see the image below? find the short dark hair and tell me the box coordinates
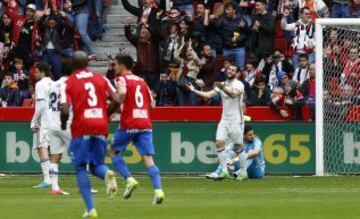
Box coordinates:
[115,54,134,70]
[299,53,309,60]
[300,7,310,14]
[202,42,212,49]
[254,77,265,85]
[35,62,51,77]
[224,2,237,10]
[244,125,253,135]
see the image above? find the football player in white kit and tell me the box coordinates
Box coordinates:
[187,65,248,180]
[48,64,72,195]
[31,62,53,188]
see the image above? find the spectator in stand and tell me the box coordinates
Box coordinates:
[249,0,275,61]
[197,43,217,91]
[281,7,315,69]
[124,17,161,90]
[154,72,177,106]
[269,86,289,118]
[351,0,360,17]
[121,0,163,29]
[193,3,210,52]
[159,6,182,37]
[217,55,234,82]
[212,2,249,70]
[172,0,194,18]
[332,0,351,18]
[277,70,290,89]
[284,79,304,120]
[0,74,21,106]
[342,47,360,84]
[293,54,310,86]
[0,12,14,72]
[238,0,256,26]
[300,63,315,120]
[323,28,347,77]
[59,9,75,58]
[262,49,294,90]
[39,12,63,80]
[250,77,270,106]
[67,0,96,60]
[1,0,20,15]
[174,40,202,106]
[178,16,192,40]
[242,59,258,87]
[286,0,329,19]
[162,22,182,70]
[88,0,104,41]
[5,4,39,70]
[11,57,29,102]
[236,67,253,105]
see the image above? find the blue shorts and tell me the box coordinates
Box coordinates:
[69,135,107,167]
[247,166,265,179]
[111,129,155,156]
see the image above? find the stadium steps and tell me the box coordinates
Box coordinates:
[89,0,138,74]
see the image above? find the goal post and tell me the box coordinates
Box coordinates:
[315,18,360,176]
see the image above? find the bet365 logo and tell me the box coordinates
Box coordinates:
[343,132,360,164]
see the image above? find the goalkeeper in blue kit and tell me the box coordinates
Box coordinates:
[206,125,265,180]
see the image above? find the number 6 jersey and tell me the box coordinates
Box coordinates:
[60,68,116,138]
[116,74,153,130]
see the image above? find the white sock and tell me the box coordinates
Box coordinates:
[50,163,59,191]
[238,150,247,172]
[217,148,228,170]
[41,159,51,184]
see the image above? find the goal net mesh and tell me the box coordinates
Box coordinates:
[322,25,360,175]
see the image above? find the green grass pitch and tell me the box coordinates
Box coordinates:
[0,175,360,219]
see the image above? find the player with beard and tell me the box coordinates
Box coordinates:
[187,65,248,180]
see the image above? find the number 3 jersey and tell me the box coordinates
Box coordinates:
[61,69,116,138]
[116,74,152,130]
[48,77,72,131]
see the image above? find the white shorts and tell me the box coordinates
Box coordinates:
[216,121,244,145]
[48,129,71,155]
[33,128,50,149]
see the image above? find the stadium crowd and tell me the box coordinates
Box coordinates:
[0,0,359,120]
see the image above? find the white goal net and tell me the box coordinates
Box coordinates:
[316,19,360,176]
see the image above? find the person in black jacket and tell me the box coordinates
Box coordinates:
[40,13,63,80]
[0,74,22,107]
[155,72,177,106]
[212,2,249,70]
[121,0,165,29]
[262,49,294,89]
[249,0,275,61]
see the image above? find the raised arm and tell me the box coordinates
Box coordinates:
[121,0,140,16]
